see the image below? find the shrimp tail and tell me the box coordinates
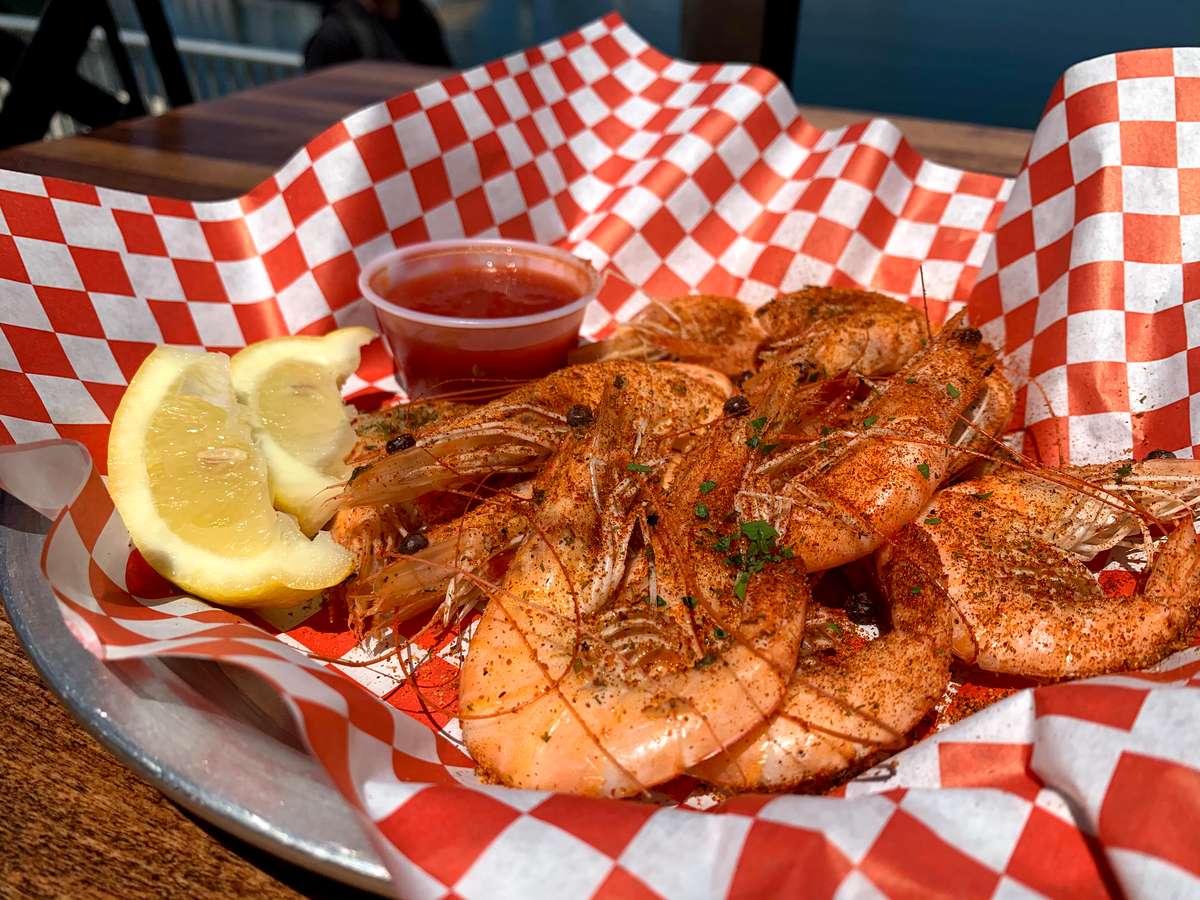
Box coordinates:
[1144,517,1200,633]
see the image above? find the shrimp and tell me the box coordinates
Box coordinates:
[330,502,415,582]
[346,484,533,636]
[945,369,1015,480]
[740,313,1002,572]
[690,562,952,791]
[340,362,733,631]
[751,286,930,381]
[569,295,765,377]
[345,398,474,466]
[341,360,731,508]
[880,459,1200,678]
[459,378,808,797]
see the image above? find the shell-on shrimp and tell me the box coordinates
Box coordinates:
[459,380,808,798]
[945,370,1015,480]
[570,295,765,377]
[741,313,1002,572]
[341,360,731,509]
[881,459,1200,679]
[752,286,930,380]
[346,399,474,466]
[339,362,733,633]
[691,562,952,791]
[345,484,533,636]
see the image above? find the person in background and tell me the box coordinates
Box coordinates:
[304,0,452,70]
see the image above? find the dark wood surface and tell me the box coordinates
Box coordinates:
[0,60,1034,203]
[0,60,1034,898]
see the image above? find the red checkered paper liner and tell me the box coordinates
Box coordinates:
[1,13,1199,894]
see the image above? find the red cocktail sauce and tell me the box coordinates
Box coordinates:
[369,261,590,397]
[383,266,580,319]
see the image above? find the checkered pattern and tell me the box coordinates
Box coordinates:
[971,47,1200,464]
[1,16,1199,898]
[0,14,1008,469]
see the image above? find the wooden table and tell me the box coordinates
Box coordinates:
[0,60,1033,898]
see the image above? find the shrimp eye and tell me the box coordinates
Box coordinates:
[1146,448,1177,460]
[566,404,594,427]
[400,532,430,554]
[386,433,417,454]
[723,395,751,416]
[956,327,984,345]
[792,360,817,383]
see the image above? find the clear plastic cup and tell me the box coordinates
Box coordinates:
[359,239,600,398]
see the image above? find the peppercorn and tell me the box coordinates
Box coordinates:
[723,395,750,416]
[565,404,594,427]
[386,433,416,454]
[399,532,429,554]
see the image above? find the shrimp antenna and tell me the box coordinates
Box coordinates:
[918,265,933,342]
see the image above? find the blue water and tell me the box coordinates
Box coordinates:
[430,0,1199,129]
[792,0,1200,128]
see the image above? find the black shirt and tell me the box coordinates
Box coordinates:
[304,0,453,71]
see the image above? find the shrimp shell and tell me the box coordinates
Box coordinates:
[883,460,1200,678]
[752,286,930,379]
[569,294,765,377]
[460,382,807,797]
[750,313,1001,572]
[341,360,731,508]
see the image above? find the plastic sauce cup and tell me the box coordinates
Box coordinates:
[359,239,600,398]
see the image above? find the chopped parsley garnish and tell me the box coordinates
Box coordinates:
[910,585,923,595]
[924,516,942,525]
[699,479,717,494]
[626,462,653,474]
[727,520,788,601]
[682,595,697,609]
[863,415,879,428]
[972,491,993,500]
[826,621,843,634]
[694,502,710,519]
[714,626,728,639]
[656,597,667,607]
[1115,462,1133,482]
[905,377,918,385]
[733,570,750,600]
[946,384,961,399]
[916,462,931,479]
[750,416,768,431]
[740,520,779,544]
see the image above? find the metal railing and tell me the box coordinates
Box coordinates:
[0,11,305,138]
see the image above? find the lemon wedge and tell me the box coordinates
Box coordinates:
[107,347,353,607]
[230,327,374,535]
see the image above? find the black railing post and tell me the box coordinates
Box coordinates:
[760,0,803,88]
[131,0,194,107]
